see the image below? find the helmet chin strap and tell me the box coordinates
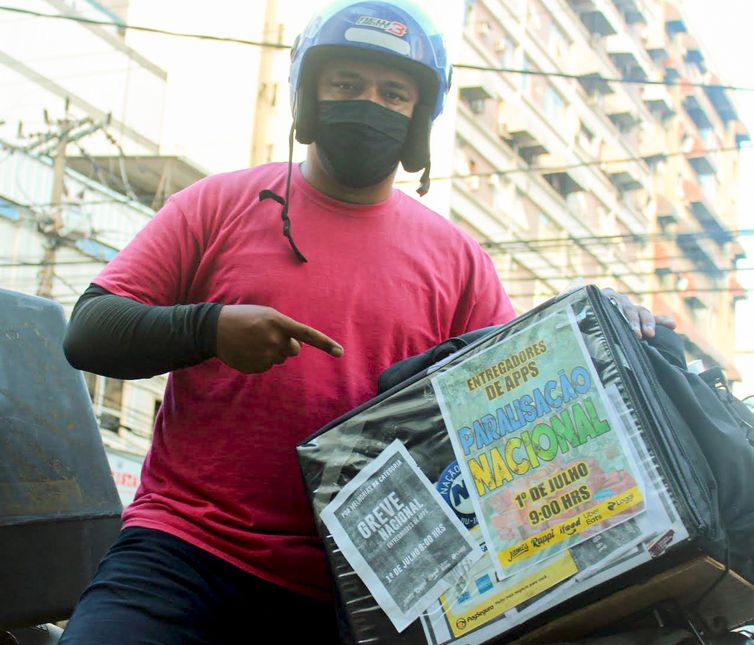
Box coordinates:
[417,164,431,197]
[259,122,308,263]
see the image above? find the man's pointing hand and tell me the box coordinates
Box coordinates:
[216,304,343,373]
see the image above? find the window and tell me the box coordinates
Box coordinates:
[496,34,516,69]
[538,211,562,238]
[544,84,566,122]
[103,378,123,414]
[520,57,533,94]
[547,22,570,62]
[467,158,481,191]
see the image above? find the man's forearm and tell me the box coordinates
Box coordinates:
[63,283,223,379]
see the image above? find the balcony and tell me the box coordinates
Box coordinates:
[605,162,644,191]
[683,180,730,246]
[731,240,747,262]
[642,84,675,121]
[610,110,642,132]
[735,122,751,148]
[612,0,647,24]
[460,83,495,115]
[664,4,688,36]
[608,51,648,81]
[683,35,705,72]
[683,95,713,130]
[568,0,618,36]
[542,170,585,197]
[498,105,550,164]
[604,91,641,132]
[730,276,748,303]
[686,133,716,175]
[676,233,722,276]
[645,33,669,64]
[663,56,682,82]
[704,74,738,124]
[577,72,614,97]
[655,195,679,227]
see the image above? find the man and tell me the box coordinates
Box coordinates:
[60,1,672,642]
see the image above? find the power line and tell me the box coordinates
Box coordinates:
[0,6,290,49]
[454,63,754,93]
[1,5,752,93]
[13,141,747,213]
[0,258,105,267]
[407,143,754,186]
[499,265,754,282]
[509,286,753,298]
[481,229,754,251]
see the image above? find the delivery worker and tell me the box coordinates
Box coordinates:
[60,1,672,642]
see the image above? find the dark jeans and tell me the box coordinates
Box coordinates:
[60,527,341,644]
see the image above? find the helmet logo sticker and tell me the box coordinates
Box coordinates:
[356,16,408,37]
[344,27,411,55]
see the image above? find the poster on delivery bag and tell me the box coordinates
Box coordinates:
[320,440,483,633]
[431,305,646,581]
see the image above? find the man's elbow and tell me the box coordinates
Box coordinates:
[63,323,91,372]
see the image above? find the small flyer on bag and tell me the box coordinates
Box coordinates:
[320,440,483,633]
[432,305,646,581]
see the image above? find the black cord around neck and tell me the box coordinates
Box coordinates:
[259,122,308,263]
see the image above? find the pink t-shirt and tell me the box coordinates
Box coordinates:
[94,162,516,600]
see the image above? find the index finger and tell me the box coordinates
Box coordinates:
[279,316,344,357]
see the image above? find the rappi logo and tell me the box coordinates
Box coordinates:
[356,16,408,37]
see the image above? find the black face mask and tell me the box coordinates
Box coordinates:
[315,100,410,188]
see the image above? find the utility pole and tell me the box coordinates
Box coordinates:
[250,0,281,166]
[37,122,71,298]
[22,101,111,299]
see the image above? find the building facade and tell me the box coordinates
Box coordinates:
[450,0,748,375]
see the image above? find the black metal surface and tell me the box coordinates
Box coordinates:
[0,289,122,628]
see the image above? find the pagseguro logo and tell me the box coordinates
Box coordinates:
[356,15,408,37]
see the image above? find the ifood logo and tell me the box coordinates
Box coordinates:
[356,16,408,37]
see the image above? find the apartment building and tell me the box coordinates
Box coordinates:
[450,0,748,375]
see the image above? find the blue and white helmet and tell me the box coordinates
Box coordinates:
[289,0,452,174]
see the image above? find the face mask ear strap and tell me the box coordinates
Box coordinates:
[401,104,433,196]
[294,75,318,145]
[417,163,431,197]
[401,104,432,173]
